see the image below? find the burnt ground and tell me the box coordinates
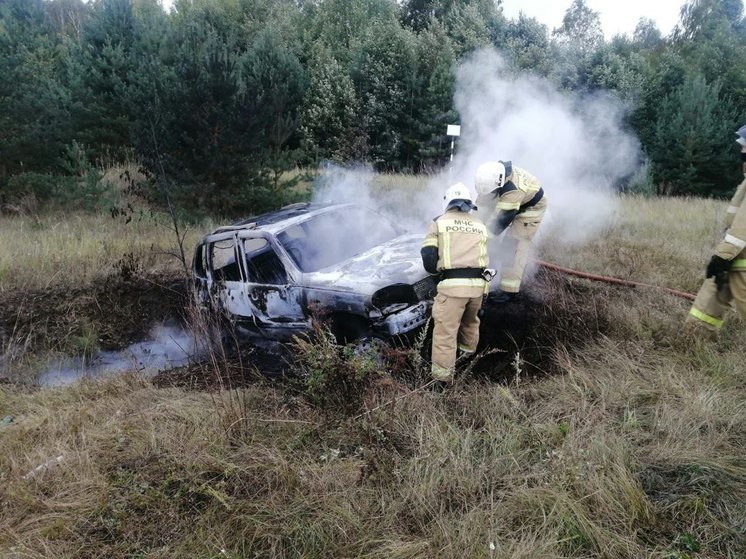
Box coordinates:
[472,267,613,379]
[0,268,619,387]
[0,271,189,357]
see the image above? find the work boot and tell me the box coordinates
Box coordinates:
[430,364,454,393]
[455,347,475,365]
[488,290,518,304]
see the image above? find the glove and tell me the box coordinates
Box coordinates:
[705,255,731,279]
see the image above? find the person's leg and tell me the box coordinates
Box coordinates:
[686,277,733,334]
[457,295,483,356]
[431,293,468,381]
[498,207,545,293]
[729,271,746,321]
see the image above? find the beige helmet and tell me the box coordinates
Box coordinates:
[474,161,506,196]
[443,182,475,211]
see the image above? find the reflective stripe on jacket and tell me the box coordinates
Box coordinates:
[422,210,489,290]
[495,166,542,211]
[717,194,746,261]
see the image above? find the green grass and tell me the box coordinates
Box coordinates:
[1,192,745,558]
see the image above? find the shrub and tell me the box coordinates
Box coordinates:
[293,322,383,415]
[4,172,61,204]
[3,170,120,212]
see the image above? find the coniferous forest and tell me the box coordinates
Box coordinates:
[1,0,745,216]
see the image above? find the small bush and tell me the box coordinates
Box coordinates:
[293,322,383,415]
[4,172,61,203]
[3,170,120,212]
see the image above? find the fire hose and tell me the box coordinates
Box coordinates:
[537,260,697,302]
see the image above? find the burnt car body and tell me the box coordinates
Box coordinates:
[192,202,436,341]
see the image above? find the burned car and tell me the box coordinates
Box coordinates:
[192,202,436,342]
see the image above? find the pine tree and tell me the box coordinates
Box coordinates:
[649,75,738,195]
[299,48,361,163]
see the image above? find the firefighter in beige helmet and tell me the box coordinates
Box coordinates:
[474,161,547,303]
[686,125,746,334]
[421,183,493,385]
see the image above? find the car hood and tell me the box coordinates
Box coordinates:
[303,234,428,294]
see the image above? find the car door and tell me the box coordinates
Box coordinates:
[208,234,255,319]
[192,242,210,307]
[239,234,308,328]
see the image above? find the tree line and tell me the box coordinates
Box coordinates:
[1,0,744,216]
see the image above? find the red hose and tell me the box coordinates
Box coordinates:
[537,260,696,302]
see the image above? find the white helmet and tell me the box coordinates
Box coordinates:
[443,182,473,209]
[474,161,506,195]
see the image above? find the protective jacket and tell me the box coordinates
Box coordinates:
[688,165,746,331]
[489,161,545,235]
[723,162,746,234]
[715,163,746,258]
[715,170,746,270]
[421,209,489,296]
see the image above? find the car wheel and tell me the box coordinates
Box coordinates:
[353,335,388,354]
[351,335,390,365]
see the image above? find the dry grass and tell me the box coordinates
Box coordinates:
[1,337,743,558]
[0,212,213,293]
[0,170,427,293]
[1,193,745,558]
[540,195,726,293]
[369,173,430,192]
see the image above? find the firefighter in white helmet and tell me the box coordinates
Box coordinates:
[474,160,547,303]
[686,125,746,334]
[421,182,493,386]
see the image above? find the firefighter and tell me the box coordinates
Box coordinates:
[474,161,547,303]
[686,125,746,334]
[421,182,492,385]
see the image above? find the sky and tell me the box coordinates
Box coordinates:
[500,0,689,38]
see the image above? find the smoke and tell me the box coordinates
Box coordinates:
[38,324,197,387]
[311,48,640,281]
[449,49,640,246]
[311,164,428,234]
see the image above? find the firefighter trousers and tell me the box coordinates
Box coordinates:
[500,198,547,293]
[431,289,483,382]
[687,271,746,332]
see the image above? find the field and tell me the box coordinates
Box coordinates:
[0,191,744,558]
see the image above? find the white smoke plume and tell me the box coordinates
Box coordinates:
[447,49,640,245]
[312,48,641,280]
[311,163,428,234]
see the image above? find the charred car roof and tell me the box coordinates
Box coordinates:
[204,202,352,237]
